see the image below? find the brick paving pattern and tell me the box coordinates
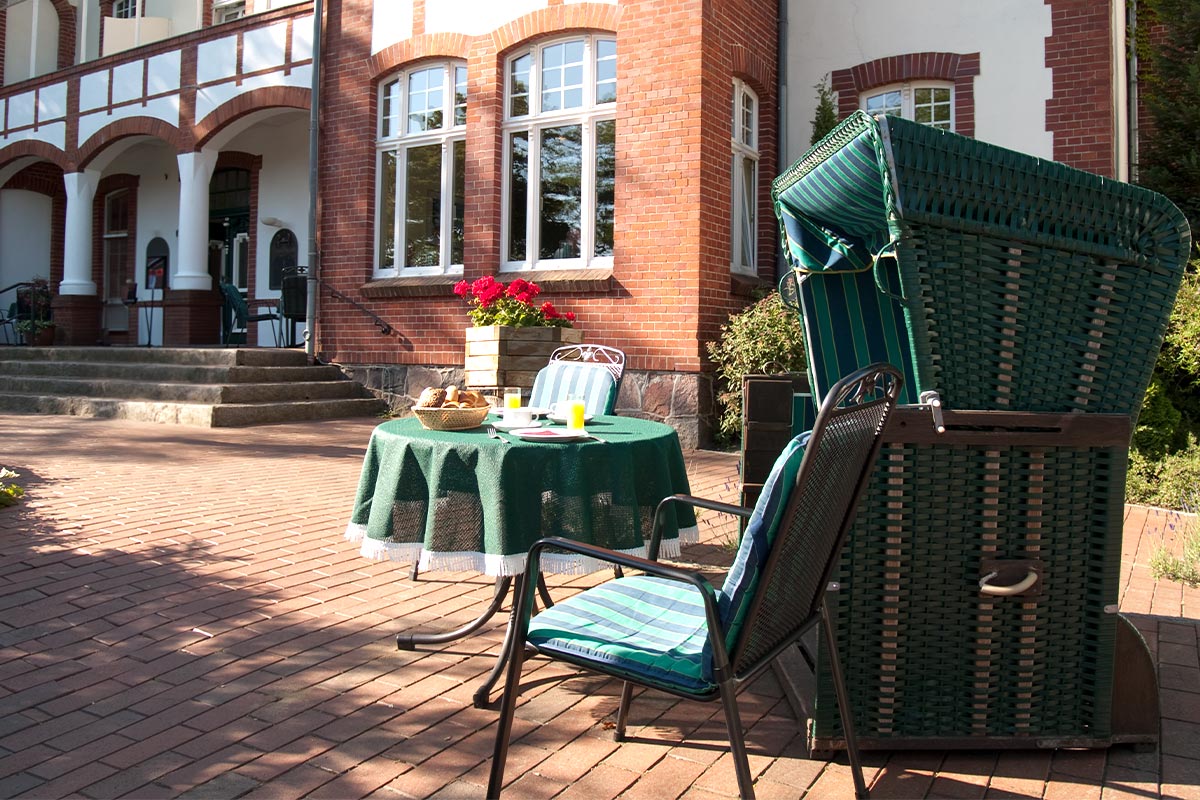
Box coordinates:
[0,414,1196,799]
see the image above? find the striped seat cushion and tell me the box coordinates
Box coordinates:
[526,575,715,694]
[529,361,618,416]
[716,432,809,652]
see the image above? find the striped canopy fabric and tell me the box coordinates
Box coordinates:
[529,360,618,416]
[773,110,1190,413]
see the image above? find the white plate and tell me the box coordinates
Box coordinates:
[547,412,595,425]
[492,419,542,432]
[491,406,551,418]
[510,427,591,443]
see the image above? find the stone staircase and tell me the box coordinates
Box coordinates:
[0,346,385,426]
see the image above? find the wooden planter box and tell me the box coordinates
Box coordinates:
[464,325,583,390]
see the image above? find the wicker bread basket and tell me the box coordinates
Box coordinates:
[412,405,491,431]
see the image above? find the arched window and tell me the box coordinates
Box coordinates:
[269,229,298,290]
[503,33,616,271]
[375,60,467,275]
[862,82,954,131]
[145,236,169,291]
[731,79,759,275]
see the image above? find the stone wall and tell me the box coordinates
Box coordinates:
[341,362,715,449]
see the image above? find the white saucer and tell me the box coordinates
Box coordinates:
[492,419,542,432]
[547,412,595,425]
[510,427,590,443]
[491,406,551,418]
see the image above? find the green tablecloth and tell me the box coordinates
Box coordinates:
[344,415,697,576]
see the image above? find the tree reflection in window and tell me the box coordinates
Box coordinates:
[375,61,467,273]
[504,34,616,269]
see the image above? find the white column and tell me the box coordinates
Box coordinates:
[60,169,100,296]
[175,149,219,292]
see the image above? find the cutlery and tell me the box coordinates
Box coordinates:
[487,426,510,443]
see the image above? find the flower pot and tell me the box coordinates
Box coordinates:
[29,325,55,347]
[464,325,584,389]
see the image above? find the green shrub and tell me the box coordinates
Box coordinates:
[0,467,23,508]
[707,292,807,444]
[1127,435,1200,507]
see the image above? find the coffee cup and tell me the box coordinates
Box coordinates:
[504,406,534,427]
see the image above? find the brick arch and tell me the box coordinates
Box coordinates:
[0,141,72,175]
[193,86,311,148]
[831,51,981,138]
[76,116,185,168]
[3,159,65,196]
[730,43,775,96]
[488,3,618,54]
[369,32,471,78]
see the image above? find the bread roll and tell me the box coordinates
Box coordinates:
[416,387,446,408]
[445,385,459,404]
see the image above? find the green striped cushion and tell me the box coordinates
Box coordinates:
[717,433,809,652]
[529,361,618,416]
[526,575,715,694]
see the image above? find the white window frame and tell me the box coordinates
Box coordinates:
[213,0,246,24]
[374,61,468,277]
[731,78,759,276]
[501,33,616,273]
[113,0,138,19]
[861,81,954,131]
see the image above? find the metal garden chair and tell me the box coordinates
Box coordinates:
[487,362,903,800]
[528,343,625,416]
[220,282,281,347]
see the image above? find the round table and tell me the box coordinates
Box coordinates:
[344,414,697,576]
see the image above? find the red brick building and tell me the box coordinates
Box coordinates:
[0,0,1147,444]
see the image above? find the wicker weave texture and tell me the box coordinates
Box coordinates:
[813,442,1124,742]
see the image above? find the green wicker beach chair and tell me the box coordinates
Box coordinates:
[771,111,1190,752]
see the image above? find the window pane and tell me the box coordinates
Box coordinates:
[451,139,465,265]
[594,119,615,257]
[741,90,756,148]
[865,90,902,116]
[540,125,582,259]
[454,66,468,126]
[404,144,442,267]
[408,67,444,133]
[596,39,616,104]
[508,132,529,262]
[268,229,298,290]
[378,151,397,268]
[381,79,400,138]
[542,40,586,112]
[739,156,756,269]
[106,191,128,233]
[510,54,531,117]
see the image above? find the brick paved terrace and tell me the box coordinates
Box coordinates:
[0,414,1197,799]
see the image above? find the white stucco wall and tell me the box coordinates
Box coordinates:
[784,0,1054,165]
[224,114,310,297]
[0,190,53,292]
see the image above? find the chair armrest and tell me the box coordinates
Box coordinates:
[648,494,752,559]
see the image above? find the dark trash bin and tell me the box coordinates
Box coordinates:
[280,268,308,346]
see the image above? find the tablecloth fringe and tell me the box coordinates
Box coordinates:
[345,523,701,576]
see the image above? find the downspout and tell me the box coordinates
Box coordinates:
[1128,0,1140,183]
[304,0,322,361]
[775,0,788,285]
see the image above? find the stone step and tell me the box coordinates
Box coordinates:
[0,346,385,427]
[0,346,308,367]
[0,375,368,403]
[0,359,342,384]
[0,392,384,427]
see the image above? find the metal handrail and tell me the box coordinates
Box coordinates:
[315,276,394,336]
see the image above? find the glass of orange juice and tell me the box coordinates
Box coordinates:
[566,398,586,432]
[503,387,522,421]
